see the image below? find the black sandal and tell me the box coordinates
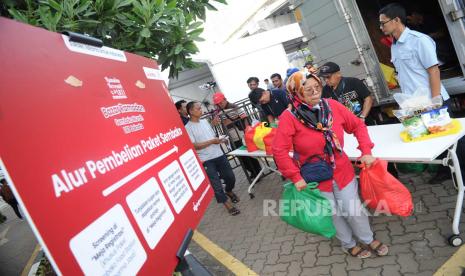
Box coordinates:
[366,240,389,256]
[226,192,240,203]
[342,245,371,259]
[227,206,240,216]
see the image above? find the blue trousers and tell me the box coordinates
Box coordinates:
[203,155,236,203]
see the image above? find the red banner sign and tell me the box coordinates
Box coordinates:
[0,17,213,275]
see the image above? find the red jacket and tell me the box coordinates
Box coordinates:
[272,99,374,192]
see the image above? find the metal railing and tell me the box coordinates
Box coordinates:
[199,98,270,183]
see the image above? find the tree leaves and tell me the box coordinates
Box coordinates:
[3,0,227,79]
[140,27,151,38]
[43,0,62,12]
[174,44,183,55]
[205,3,217,11]
[7,8,28,23]
[188,28,203,38]
[188,21,203,30]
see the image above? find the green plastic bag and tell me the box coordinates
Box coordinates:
[396,163,427,173]
[280,182,336,238]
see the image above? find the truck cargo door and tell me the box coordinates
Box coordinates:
[439,0,465,76]
[291,0,391,102]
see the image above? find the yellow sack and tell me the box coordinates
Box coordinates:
[380,63,398,89]
[244,122,277,154]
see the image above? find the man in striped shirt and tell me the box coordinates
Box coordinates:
[213,92,262,179]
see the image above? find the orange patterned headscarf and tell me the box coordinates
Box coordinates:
[285,71,322,100]
[285,71,342,167]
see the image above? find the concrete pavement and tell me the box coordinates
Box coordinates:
[190,166,465,275]
[0,203,38,276]
[1,167,463,275]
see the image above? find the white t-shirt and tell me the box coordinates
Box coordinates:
[185,119,223,162]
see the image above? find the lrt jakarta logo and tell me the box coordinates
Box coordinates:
[105,77,127,100]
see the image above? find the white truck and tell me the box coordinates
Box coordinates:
[290,0,465,120]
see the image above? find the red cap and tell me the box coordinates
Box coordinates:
[213,92,226,105]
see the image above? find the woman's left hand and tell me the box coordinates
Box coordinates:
[359,155,376,167]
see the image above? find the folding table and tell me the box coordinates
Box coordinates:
[344,118,465,246]
[227,147,280,199]
[228,118,465,246]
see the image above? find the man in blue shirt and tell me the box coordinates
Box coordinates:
[248,88,289,123]
[270,73,285,90]
[379,3,454,183]
[379,3,449,103]
[264,78,274,90]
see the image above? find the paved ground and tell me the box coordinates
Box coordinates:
[190,164,465,275]
[0,204,37,276]
[1,166,463,275]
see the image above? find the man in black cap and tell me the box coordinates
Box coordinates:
[320,62,374,125]
[304,61,317,74]
[320,62,399,177]
[248,87,289,123]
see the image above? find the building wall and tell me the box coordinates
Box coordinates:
[212,44,291,103]
[168,65,216,105]
[169,1,302,105]
[197,23,303,103]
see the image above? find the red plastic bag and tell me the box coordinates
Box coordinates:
[359,159,413,217]
[380,35,393,48]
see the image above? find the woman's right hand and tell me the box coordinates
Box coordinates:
[294,179,307,191]
[360,155,376,167]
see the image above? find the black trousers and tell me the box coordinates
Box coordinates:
[203,155,236,203]
[7,198,22,219]
[233,140,262,177]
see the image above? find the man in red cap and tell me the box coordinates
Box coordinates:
[213,92,262,179]
[212,92,226,109]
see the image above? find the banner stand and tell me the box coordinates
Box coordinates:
[62,31,103,47]
[175,229,212,276]
[0,18,215,275]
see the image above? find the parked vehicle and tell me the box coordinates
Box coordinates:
[291,0,465,121]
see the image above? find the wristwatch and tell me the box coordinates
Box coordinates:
[359,115,366,120]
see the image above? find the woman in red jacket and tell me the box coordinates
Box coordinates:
[272,72,388,258]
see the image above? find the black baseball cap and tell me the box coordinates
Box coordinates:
[318,62,340,77]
